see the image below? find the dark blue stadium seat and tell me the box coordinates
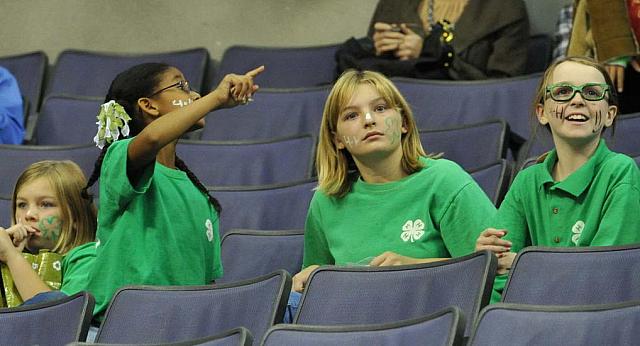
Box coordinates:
[502,245,640,305]
[47,48,209,97]
[95,271,290,344]
[218,229,304,284]
[0,194,13,229]
[0,144,100,195]
[35,94,102,145]
[392,74,542,155]
[216,44,340,88]
[295,251,496,337]
[264,307,464,346]
[72,327,252,345]
[420,119,507,172]
[0,292,94,345]
[469,301,640,346]
[176,134,316,186]
[469,160,510,206]
[200,86,329,141]
[209,179,317,237]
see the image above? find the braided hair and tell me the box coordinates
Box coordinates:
[82,62,221,213]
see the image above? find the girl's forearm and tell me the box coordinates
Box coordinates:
[5,252,51,301]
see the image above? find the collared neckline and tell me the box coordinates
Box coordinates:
[538,139,612,197]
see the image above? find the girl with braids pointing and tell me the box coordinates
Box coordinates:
[81,63,263,320]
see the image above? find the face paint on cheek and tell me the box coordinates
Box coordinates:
[553,104,566,121]
[342,136,358,147]
[172,99,193,107]
[37,216,62,243]
[593,110,603,133]
[384,117,401,145]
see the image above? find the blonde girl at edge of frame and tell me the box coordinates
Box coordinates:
[0,161,96,303]
[476,56,640,303]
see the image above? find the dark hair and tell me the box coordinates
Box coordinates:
[82,63,221,213]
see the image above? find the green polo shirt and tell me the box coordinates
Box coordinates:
[303,157,496,267]
[491,140,640,302]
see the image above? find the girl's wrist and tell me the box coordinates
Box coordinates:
[5,249,24,265]
[206,89,227,110]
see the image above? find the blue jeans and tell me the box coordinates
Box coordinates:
[283,291,302,323]
[21,291,68,306]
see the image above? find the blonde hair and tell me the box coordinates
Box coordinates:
[317,70,427,197]
[12,161,97,255]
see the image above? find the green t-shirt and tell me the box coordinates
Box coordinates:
[60,242,96,296]
[491,140,640,302]
[85,138,222,319]
[303,157,496,267]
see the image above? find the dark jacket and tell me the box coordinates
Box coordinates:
[367,0,530,79]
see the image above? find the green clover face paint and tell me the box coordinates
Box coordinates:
[384,117,401,146]
[37,215,62,245]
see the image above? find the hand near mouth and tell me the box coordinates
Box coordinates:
[5,224,39,251]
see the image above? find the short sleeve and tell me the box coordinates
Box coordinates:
[302,194,334,268]
[101,138,155,208]
[493,175,529,253]
[440,181,497,257]
[590,183,640,246]
[60,243,96,296]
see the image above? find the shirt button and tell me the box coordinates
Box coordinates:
[553,236,561,243]
[552,208,559,214]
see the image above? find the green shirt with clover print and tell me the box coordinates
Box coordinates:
[84,137,222,320]
[302,157,496,267]
[491,139,640,303]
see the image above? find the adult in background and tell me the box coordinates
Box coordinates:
[336,0,529,80]
[568,0,640,114]
[0,66,24,144]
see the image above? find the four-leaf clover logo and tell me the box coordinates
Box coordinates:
[205,219,214,242]
[571,220,585,246]
[401,219,425,243]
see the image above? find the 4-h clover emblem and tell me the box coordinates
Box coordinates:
[571,220,585,246]
[400,219,425,243]
[205,219,214,242]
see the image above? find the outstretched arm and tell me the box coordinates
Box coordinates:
[128,66,265,172]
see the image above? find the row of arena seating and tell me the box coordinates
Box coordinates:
[1,113,639,234]
[4,244,640,345]
[1,35,553,145]
[0,34,553,116]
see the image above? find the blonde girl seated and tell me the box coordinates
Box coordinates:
[292,70,496,292]
[0,160,97,304]
[476,57,640,302]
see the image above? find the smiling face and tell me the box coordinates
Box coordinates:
[536,61,617,147]
[333,83,408,162]
[14,177,64,252]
